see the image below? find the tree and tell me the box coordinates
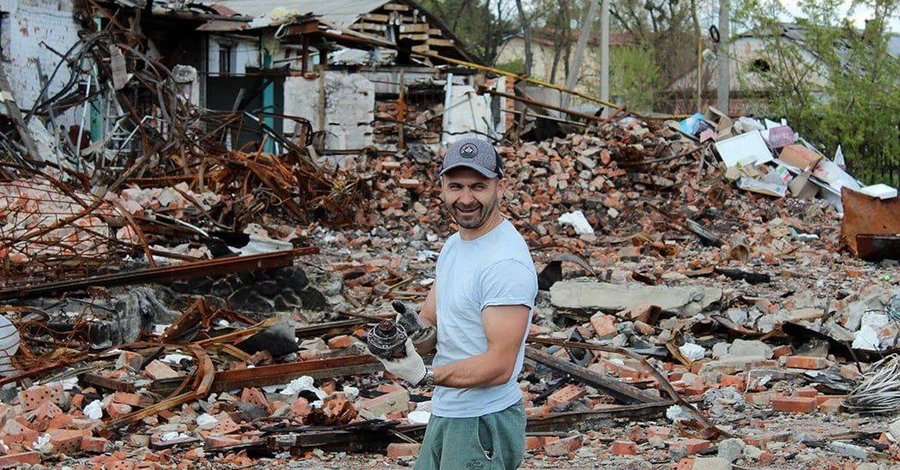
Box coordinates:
[734,0,900,185]
[420,0,518,65]
[609,46,665,111]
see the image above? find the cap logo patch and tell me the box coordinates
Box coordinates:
[459,143,478,158]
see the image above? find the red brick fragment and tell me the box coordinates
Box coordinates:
[772,396,817,413]
[386,443,420,459]
[611,440,638,455]
[785,355,828,370]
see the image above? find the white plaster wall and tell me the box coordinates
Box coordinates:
[283,71,374,151]
[442,83,494,142]
[207,36,260,74]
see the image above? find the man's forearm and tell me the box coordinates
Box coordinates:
[433,352,514,388]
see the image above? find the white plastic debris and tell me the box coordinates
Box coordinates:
[679,343,706,362]
[408,410,431,424]
[665,405,687,422]
[280,376,327,399]
[83,400,103,420]
[342,386,360,401]
[859,184,898,200]
[0,315,20,378]
[558,211,594,235]
[58,377,79,391]
[32,433,51,450]
[196,413,218,427]
[852,325,881,350]
[162,353,192,364]
[152,324,170,335]
[160,432,191,442]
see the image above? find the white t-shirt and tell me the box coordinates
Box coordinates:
[432,219,538,418]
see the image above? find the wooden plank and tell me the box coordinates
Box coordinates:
[352,23,387,32]
[0,65,40,163]
[427,38,455,47]
[429,29,442,36]
[361,13,390,23]
[400,33,428,41]
[384,3,410,11]
[524,346,663,405]
[411,44,430,53]
[400,23,429,33]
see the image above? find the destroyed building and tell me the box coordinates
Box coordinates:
[0,0,898,469]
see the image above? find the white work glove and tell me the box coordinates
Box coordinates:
[376,338,427,385]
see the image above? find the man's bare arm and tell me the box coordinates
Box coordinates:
[419,285,437,327]
[432,304,530,388]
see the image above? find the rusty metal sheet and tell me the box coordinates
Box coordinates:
[0,248,317,301]
[841,188,900,256]
[856,234,900,262]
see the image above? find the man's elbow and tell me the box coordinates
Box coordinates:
[487,363,515,386]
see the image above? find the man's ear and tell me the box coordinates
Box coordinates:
[496,177,509,195]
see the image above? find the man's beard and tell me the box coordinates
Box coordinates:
[450,198,496,230]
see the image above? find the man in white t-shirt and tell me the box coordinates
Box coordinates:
[374,137,538,470]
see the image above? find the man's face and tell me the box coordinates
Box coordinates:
[440,167,506,230]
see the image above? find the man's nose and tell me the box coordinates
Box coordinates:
[458,188,475,204]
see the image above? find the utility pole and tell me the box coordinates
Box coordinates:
[600,0,609,113]
[563,0,599,109]
[717,0,730,113]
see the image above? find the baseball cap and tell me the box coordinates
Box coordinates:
[439,137,503,179]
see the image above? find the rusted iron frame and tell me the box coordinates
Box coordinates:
[0,352,90,388]
[159,298,205,343]
[0,247,316,300]
[477,87,607,123]
[104,344,213,430]
[528,338,714,430]
[193,316,280,348]
[108,199,157,267]
[211,354,381,393]
[81,373,136,393]
[294,319,368,340]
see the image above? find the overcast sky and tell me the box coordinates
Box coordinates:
[777,0,900,32]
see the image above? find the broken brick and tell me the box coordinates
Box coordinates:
[784,355,828,370]
[544,435,583,457]
[611,440,638,455]
[772,397,817,413]
[327,335,353,349]
[386,443,420,459]
[81,436,110,453]
[547,384,587,407]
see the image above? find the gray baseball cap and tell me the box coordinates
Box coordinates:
[439,137,503,179]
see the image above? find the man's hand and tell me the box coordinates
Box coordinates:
[375,338,427,385]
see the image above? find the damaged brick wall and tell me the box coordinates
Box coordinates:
[0,0,82,125]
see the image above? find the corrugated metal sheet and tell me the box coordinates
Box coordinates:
[214,0,390,27]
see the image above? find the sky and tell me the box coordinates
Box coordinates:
[776,0,900,32]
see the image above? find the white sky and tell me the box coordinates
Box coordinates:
[778,0,900,32]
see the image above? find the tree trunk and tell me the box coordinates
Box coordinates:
[514,0,533,75]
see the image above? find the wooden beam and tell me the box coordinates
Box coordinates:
[361,13,390,22]
[524,346,663,405]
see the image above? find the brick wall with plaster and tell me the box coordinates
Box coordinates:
[0,0,81,125]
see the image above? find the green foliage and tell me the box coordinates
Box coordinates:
[609,45,665,112]
[735,0,900,185]
[495,58,526,75]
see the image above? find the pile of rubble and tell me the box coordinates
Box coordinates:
[0,4,899,469]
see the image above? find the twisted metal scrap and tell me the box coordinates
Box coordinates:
[844,354,900,414]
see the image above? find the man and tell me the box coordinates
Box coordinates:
[374,137,538,470]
